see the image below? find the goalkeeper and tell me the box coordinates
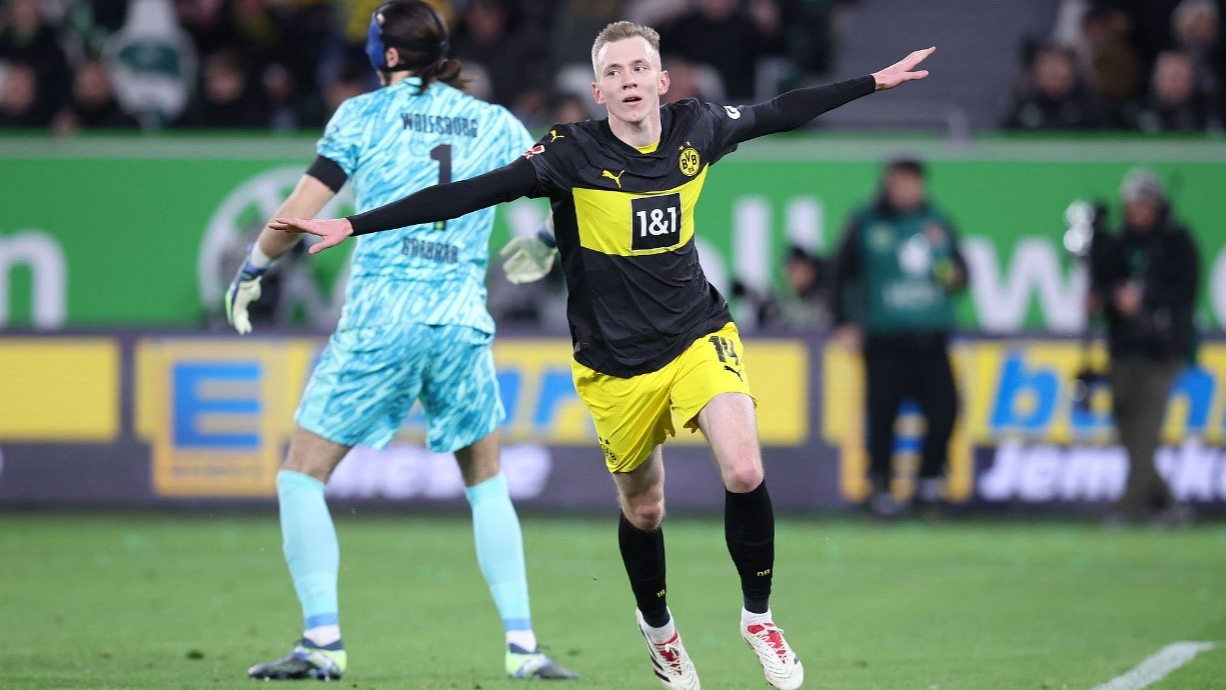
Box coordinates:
[225,0,574,682]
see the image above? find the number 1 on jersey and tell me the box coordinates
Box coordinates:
[429,144,452,231]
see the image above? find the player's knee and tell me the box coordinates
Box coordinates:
[723,462,764,494]
[281,453,332,483]
[624,500,665,531]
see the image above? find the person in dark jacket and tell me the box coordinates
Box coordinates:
[829,158,969,518]
[1004,43,1105,130]
[1093,169,1201,526]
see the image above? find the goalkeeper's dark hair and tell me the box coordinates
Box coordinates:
[379,0,468,95]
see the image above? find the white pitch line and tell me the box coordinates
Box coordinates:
[1089,642,1215,690]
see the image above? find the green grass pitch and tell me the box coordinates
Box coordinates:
[2,514,1225,690]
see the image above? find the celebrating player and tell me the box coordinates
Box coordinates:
[227,0,576,682]
[272,21,933,690]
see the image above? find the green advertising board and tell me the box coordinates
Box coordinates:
[1,136,1223,330]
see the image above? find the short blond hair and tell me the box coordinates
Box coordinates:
[591,21,661,74]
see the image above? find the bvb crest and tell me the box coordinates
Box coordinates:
[679,145,700,177]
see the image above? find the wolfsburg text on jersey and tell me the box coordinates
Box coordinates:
[400,112,480,137]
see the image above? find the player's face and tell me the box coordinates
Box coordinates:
[592,37,669,126]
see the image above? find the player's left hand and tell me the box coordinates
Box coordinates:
[500,233,558,284]
[269,217,353,254]
[224,245,271,335]
[872,46,935,91]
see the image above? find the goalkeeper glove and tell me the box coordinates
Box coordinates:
[225,243,274,335]
[499,228,557,284]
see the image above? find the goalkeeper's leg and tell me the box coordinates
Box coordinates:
[457,430,578,679]
[249,428,351,680]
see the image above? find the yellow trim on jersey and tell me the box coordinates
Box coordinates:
[634,141,660,154]
[571,164,708,257]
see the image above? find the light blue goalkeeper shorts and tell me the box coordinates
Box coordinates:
[295,323,504,453]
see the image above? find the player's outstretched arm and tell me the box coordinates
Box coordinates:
[734,46,936,141]
[272,158,540,255]
[870,46,935,90]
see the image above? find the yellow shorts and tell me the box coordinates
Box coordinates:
[572,322,754,473]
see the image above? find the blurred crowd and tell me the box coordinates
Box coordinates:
[1004,0,1226,132]
[0,0,848,134]
[6,0,1223,136]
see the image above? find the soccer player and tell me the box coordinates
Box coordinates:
[271,21,933,690]
[226,0,576,682]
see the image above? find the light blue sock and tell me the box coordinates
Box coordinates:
[465,472,532,636]
[277,470,341,641]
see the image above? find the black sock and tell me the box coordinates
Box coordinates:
[618,511,669,627]
[726,480,774,614]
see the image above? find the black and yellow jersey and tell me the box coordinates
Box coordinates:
[345,76,878,377]
[522,100,762,377]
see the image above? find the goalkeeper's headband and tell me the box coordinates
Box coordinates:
[365,0,450,73]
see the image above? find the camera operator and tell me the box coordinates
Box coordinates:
[1093,169,1201,526]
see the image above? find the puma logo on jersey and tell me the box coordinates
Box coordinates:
[549,129,565,142]
[602,169,625,188]
[724,365,744,382]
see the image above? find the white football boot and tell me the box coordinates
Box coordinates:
[635,609,700,690]
[741,618,804,690]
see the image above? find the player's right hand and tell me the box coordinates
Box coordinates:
[500,233,557,284]
[269,217,353,254]
[225,246,271,335]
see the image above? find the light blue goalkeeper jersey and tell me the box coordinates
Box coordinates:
[317,77,535,333]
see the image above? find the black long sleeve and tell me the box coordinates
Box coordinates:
[738,76,876,143]
[347,157,539,236]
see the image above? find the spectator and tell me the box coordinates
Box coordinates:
[180,49,269,128]
[778,0,837,76]
[174,0,234,61]
[659,0,785,101]
[52,57,139,133]
[1092,170,1201,527]
[0,0,72,124]
[262,62,319,131]
[323,56,373,116]
[549,91,591,124]
[829,158,969,519]
[1126,50,1220,131]
[0,61,44,126]
[1171,0,1224,117]
[1004,43,1105,130]
[776,245,826,329]
[661,57,726,103]
[107,0,196,127]
[270,0,334,115]
[547,0,624,72]
[451,0,546,116]
[1111,0,1186,73]
[70,0,131,56]
[1078,6,1141,113]
[231,0,280,68]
